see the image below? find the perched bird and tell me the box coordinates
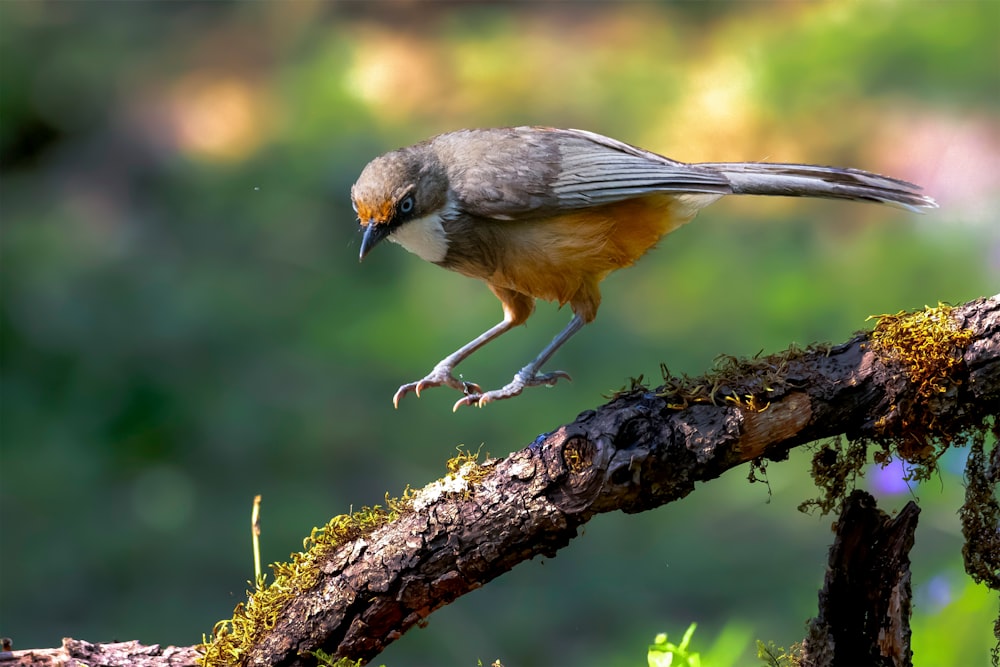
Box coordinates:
[351,127,936,411]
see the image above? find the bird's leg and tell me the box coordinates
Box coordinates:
[393,318,514,408]
[454,313,585,410]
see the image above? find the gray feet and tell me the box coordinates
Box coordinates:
[451,368,572,411]
[393,366,571,410]
[392,364,482,409]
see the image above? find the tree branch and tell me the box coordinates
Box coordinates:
[10,295,998,667]
[3,638,200,666]
[236,294,997,666]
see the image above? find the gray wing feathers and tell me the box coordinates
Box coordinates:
[551,130,732,207]
[440,127,936,219]
[698,162,938,212]
[556,129,936,212]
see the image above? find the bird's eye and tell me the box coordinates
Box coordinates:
[399,195,414,215]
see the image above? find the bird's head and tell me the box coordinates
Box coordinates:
[351,145,449,263]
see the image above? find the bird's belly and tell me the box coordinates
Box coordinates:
[490,194,700,304]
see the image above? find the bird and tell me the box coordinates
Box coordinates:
[351,126,937,411]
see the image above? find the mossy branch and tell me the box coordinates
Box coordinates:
[206,294,997,667]
[8,295,998,667]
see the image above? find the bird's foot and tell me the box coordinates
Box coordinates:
[452,369,572,411]
[393,366,482,408]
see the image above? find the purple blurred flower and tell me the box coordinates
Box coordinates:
[917,575,953,612]
[869,458,912,495]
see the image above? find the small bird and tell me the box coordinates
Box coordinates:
[351,127,936,411]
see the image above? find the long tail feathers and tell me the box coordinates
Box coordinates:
[697,162,937,212]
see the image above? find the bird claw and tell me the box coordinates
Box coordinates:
[452,369,572,411]
[392,368,482,408]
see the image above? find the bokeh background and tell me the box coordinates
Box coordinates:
[1,1,998,665]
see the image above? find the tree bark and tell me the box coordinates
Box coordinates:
[802,490,920,667]
[8,294,998,667]
[1,638,200,666]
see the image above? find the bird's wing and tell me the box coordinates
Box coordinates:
[443,127,732,221]
[546,128,733,208]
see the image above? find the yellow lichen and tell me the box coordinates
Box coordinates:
[445,445,492,484]
[866,302,975,463]
[562,437,593,473]
[868,303,974,402]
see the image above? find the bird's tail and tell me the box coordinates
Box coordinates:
[696,162,937,212]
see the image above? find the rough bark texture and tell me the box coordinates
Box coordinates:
[8,294,999,667]
[2,638,200,666]
[802,491,920,667]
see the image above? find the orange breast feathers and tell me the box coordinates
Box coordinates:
[479,193,700,322]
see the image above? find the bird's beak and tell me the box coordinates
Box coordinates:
[359,222,389,262]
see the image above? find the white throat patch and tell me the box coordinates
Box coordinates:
[389,212,449,263]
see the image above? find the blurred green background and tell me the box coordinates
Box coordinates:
[1,1,998,665]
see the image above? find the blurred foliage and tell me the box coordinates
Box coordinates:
[1,1,998,665]
[910,578,998,667]
[647,624,704,667]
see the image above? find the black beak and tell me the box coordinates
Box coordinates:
[359,223,390,262]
